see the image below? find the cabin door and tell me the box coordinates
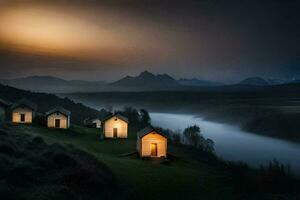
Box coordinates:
[113,128,118,138]
[20,114,25,122]
[55,119,61,128]
[151,143,158,157]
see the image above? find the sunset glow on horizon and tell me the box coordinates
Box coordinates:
[0,0,298,81]
[0,2,172,62]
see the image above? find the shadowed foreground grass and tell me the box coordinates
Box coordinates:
[2,124,299,200]
[0,126,118,200]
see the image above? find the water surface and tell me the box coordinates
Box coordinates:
[60,93,300,174]
[150,112,300,173]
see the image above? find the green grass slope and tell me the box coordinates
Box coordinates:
[4,124,298,200]
[0,126,119,200]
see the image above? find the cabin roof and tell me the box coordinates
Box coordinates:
[84,117,101,124]
[0,98,11,107]
[11,99,37,111]
[102,114,129,123]
[137,126,167,139]
[45,106,71,117]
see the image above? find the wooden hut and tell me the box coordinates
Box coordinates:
[0,98,10,123]
[137,126,167,158]
[11,99,37,124]
[45,107,71,129]
[102,114,128,138]
[84,118,102,128]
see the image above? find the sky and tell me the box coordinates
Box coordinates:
[0,0,299,82]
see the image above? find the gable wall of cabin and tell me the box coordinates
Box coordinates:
[103,117,128,138]
[12,107,33,123]
[47,112,69,129]
[140,132,167,157]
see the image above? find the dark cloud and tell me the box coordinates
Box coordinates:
[0,0,299,81]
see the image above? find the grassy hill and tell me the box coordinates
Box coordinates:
[2,123,298,200]
[0,84,108,125]
[0,84,299,199]
[0,125,119,200]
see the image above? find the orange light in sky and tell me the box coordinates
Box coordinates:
[0,3,169,60]
[0,5,130,55]
[0,1,177,66]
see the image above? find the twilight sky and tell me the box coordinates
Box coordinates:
[0,0,299,82]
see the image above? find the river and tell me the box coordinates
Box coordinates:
[150,112,300,173]
[60,93,300,174]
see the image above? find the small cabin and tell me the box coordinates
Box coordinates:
[102,114,128,138]
[0,98,10,123]
[137,126,167,158]
[84,118,102,128]
[45,107,71,129]
[11,99,37,124]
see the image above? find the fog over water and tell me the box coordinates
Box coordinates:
[60,94,300,174]
[150,113,300,174]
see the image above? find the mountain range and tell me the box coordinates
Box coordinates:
[238,77,270,86]
[1,71,298,93]
[111,71,180,90]
[178,78,223,87]
[237,77,300,86]
[0,76,106,93]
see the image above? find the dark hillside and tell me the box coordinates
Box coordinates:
[0,76,107,93]
[6,124,300,200]
[0,126,119,200]
[0,84,107,125]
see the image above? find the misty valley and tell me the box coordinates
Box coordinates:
[1,72,300,199]
[61,89,300,175]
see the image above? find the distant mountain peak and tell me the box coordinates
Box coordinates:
[139,70,155,78]
[111,71,179,90]
[239,77,269,86]
[157,73,176,81]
